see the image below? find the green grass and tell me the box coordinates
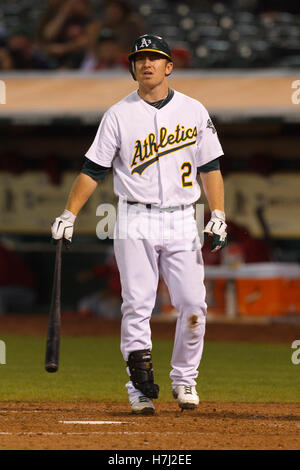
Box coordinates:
[0,334,299,403]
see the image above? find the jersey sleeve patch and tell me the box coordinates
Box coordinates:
[206,118,217,134]
[195,108,224,167]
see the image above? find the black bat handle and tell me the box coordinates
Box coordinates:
[45,238,63,372]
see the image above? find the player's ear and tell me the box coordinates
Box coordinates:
[165,60,173,77]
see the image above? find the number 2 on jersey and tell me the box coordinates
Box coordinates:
[181,162,193,187]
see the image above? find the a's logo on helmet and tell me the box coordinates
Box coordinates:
[140,38,151,48]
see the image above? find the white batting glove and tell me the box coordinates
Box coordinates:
[51,209,76,244]
[203,209,227,252]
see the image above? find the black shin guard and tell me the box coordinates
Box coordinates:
[127,350,159,399]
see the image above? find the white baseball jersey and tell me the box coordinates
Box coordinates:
[85,90,223,208]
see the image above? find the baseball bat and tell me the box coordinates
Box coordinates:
[45,238,63,373]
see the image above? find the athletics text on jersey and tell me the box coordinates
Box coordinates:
[131,124,197,175]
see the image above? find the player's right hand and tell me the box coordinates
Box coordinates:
[51,209,76,244]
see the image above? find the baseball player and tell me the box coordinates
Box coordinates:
[52,34,227,414]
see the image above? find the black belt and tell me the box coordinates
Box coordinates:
[127,201,152,209]
[127,201,187,210]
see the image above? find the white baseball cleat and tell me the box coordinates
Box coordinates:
[172,385,199,410]
[130,395,155,415]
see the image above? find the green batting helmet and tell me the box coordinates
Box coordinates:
[128,34,173,80]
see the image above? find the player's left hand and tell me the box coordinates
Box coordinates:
[203,209,227,252]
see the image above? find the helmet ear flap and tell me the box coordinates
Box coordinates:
[129,58,137,81]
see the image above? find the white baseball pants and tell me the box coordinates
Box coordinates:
[113,202,207,394]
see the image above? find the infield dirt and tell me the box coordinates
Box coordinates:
[0,315,299,450]
[0,401,299,450]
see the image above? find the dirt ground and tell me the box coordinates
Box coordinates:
[0,401,299,450]
[1,314,300,450]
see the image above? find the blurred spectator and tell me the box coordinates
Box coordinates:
[171,46,192,69]
[0,242,37,314]
[0,45,13,70]
[2,32,54,70]
[80,28,128,72]
[37,0,97,69]
[76,249,122,318]
[0,28,9,70]
[76,249,161,317]
[91,0,148,54]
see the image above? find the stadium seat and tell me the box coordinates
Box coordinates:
[275,54,300,68]
[193,39,232,68]
[188,26,224,43]
[147,13,176,28]
[156,26,185,42]
[139,3,152,17]
[234,12,257,24]
[193,13,218,26]
[175,3,191,17]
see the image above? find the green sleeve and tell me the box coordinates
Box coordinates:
[81,158,112,181]
[197,157,220,174]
